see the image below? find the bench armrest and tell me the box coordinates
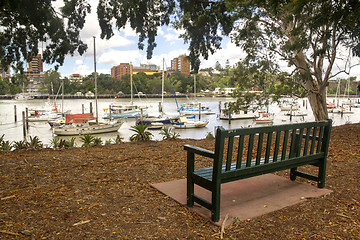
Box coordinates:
[184,144,215,158]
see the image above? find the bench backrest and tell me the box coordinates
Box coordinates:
[212,120,332,180]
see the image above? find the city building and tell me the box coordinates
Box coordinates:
[25,54,44,94]
[111,63,131,80]
[111,63,161,80]
[170,55,191,75]
[70,73,83,84]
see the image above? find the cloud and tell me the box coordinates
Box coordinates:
[122,22,138,37]
[199,40,246,69]
[72,62,91,76]
[75,60,83,65]
[98,50,143,65]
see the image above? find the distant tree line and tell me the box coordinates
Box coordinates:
[0,68,233,96]
[1,66,359,98]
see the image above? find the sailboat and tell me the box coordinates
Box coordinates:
[136,58,179,127]
[103,62,146,119]
[179,75,215,115]
[53,37,123,136]
[328,79,354,114]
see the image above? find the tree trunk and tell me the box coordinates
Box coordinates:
[307,88,328,121]
[293,52,329,121]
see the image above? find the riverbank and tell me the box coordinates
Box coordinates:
[0,123,359,239]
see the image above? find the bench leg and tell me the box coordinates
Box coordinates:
[211,183,221,222]
[290,167,297,181]
[187,152,195,207]
[187,176,194,207]
[317,159,326,188]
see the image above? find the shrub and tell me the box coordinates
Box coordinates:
[0,140,12,151]
[28,136,43,149]
[12,140,28,150]
[80,134,95,147]
[160,126,180,140]
[129,124,153,141]
[93,137,103,146]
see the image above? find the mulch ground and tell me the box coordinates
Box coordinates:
[0,123,359,239]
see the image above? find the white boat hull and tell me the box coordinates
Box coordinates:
[173,120,209,129]
[53,121,123,136]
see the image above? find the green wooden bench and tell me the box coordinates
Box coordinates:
[185,120,332,222]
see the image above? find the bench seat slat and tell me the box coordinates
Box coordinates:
[193,153,325,182]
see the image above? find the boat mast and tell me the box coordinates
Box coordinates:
[161,58,165,114]
[194,74,196,100]
[130,62,133,105]
[61,79,64,114]
[93,36,98,124]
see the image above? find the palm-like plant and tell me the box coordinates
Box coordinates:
[80,134,95,147]
[114,135,122,144]
[105,139,113,145]
[28,136,43,149]
[0,140,12,151]
[50,138,61,148]
[12,140,28,150]
[129,124,153,141]
[160,126,179,140]
[93,137,102,146]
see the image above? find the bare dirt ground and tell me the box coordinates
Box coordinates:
[0,123,359,239]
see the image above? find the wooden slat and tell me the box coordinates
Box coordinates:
[256,133,264,165]
[281,130,289,160]
[225,137,234,171]
[236,135,244,169]
[303,127,311,156]
[273,131,281,162]
[316,126,324,153]
[310,127,317,154]
[297,128,304,157]
[265,132,273,163]
[221,120,331,138]
[289,129,297,158]
[246,134,254,167]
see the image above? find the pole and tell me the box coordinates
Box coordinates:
[25,107,29,131]
[82,104,84,114]
[198,103,201,120]
[109,105,112,120]
[90,102,93,113]
[194,75,196,99]
[93,36,98,124]
[161,58,165,114]
[62,79,64,114]
[22,111,26,140]
[130,62,133,105]
[14,105,17,122]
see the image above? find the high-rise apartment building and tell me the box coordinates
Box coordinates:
[111,63,160,80]
[70,73,83,84]
[111,63,131,80]
[171,55,191,75]
[25,54,44,94]
[27,54,43,73]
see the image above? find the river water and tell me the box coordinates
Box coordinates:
[0,97,359,147]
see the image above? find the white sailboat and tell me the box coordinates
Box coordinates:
[137,58,179,126]
[103,62,146,119]
[53,37,123,136]
[179,75,215,116]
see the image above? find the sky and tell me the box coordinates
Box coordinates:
[42,0,247,78]
[43,0,360,80]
